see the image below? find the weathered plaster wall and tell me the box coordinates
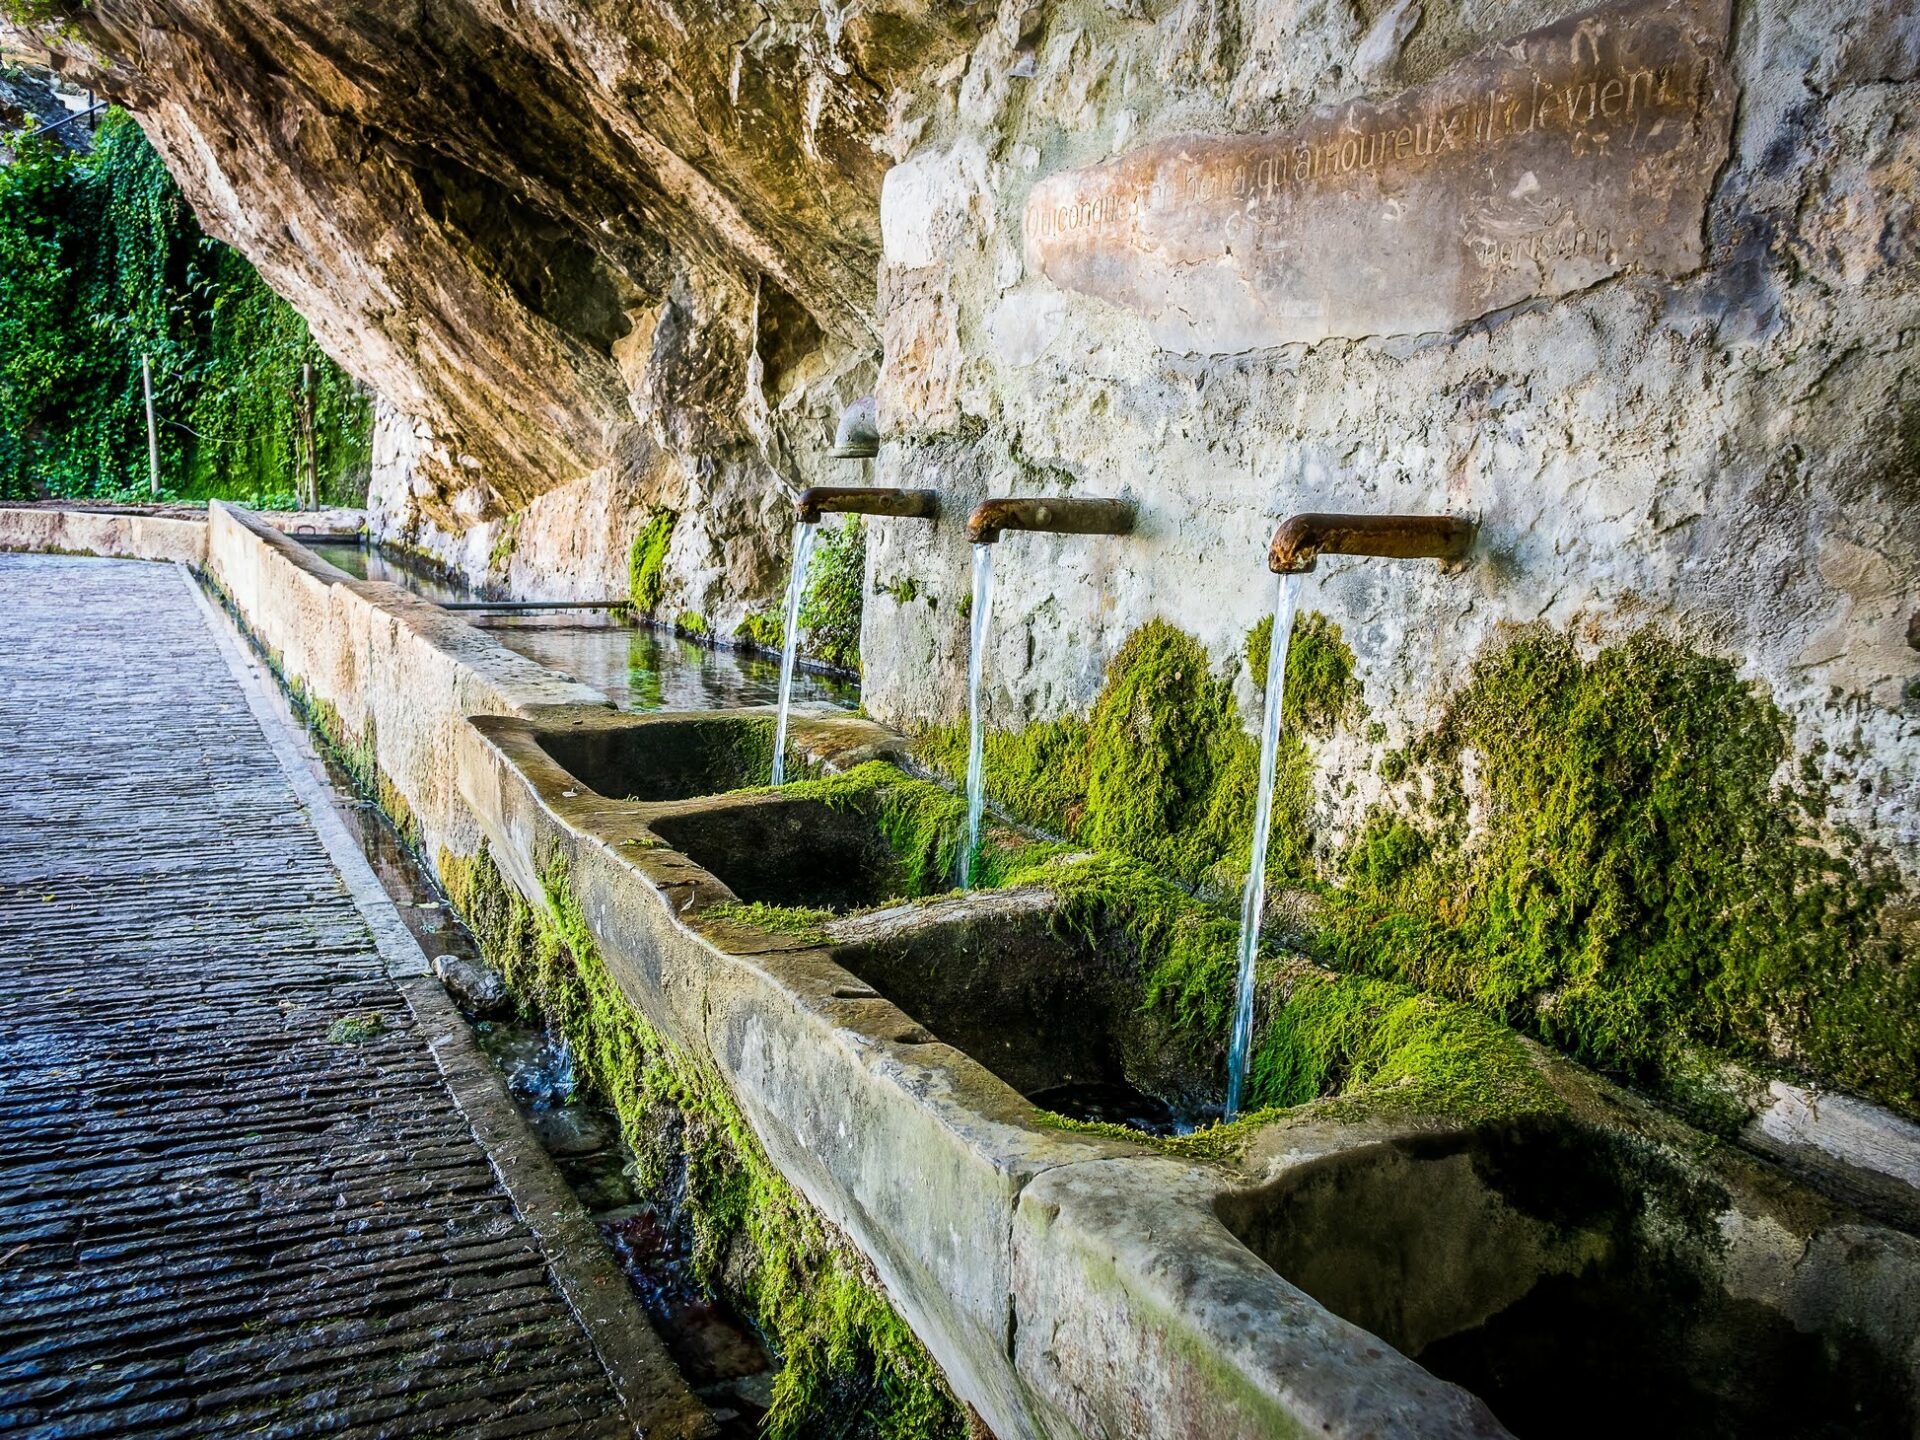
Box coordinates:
[861,0,1920,878]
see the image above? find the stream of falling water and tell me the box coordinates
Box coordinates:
[1226,573,1302,1120]
[959,543,996,888]
[769,519,818,786]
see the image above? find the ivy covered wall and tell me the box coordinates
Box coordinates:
[0,108,370,505]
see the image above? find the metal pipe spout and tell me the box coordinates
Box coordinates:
[966,496,1136,545]
[795,486,940,526]
[1267,512,1476,575]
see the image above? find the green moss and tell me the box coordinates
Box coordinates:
[734,608,784,652]
[674,610,709,639]
[918,616,1357,891]
[437,846,967,1440]
[916,716,1093,840]
[487,514,520,576]
[326,1013,386,1044]
[1246,612,1364,737]
[1322,625,1917,1116]
[1252,971,1553,1121]
[799,516,864,673]
[1031,1106,1283,1161]
[1081,621,1256,888]
[748,761,984,896]
[627,509,675,614]
[705,902,835,947]
[881,576,919,605]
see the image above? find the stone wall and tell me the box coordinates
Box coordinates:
[861,0,1920,880]
[17,0,1916,877]
[0,506,207,565]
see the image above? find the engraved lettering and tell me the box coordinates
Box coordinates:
[1021,0,1733,352]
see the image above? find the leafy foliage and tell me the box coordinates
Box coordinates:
[798,514,865,673]
[0,112,370,503]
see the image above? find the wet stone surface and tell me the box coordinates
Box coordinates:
[0,555,630,1437]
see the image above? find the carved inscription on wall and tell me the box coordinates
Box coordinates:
[1023,0,1735,352]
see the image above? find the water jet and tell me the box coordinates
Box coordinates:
[771,402,938,786]
[1228,512,1477,1119]
[958,495,1137,886]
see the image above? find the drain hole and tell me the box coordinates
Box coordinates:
[833,987,880,1000]
[891,1026,935,1045]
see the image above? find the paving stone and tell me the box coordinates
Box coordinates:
[0,556,630,1438]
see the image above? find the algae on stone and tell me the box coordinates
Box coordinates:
[437,844,968,1440]
[627,509,675,615]
[797,515,864,674]
[1322,625,1918,1117]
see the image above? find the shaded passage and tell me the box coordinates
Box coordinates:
[0,555,630,1438]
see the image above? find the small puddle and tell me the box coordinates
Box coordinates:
[285,689,777,1436]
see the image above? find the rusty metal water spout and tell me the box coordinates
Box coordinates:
[795,486,940,525]
[1229,508,1477,1119]
[965,496,1136,545]
[1267,512,1475,574]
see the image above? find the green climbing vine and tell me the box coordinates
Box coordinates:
[0,110,371,503]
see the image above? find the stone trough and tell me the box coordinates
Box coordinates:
[462,703,1920,1440]
[174,504,1919,1440]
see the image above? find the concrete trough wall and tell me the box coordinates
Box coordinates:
[0,505,207,566]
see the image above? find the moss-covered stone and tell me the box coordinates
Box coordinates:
[742,759,1031,896]
[1245,611,1365,737]
[704,901,834,946]
[627,508,675,614]
[918,609,1915,1119]
[437,845,968,1440]
[916,614,1360,891]
[1251,970,1553,1121]
[733,607,783,653]
[1321,625,1917,1117]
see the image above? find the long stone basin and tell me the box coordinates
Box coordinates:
[181,505,1919,1438]
[458,705,1920,1440]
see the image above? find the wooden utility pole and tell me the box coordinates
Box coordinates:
[141,356,160,499]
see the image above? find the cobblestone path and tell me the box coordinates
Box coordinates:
[0,555,635,1438]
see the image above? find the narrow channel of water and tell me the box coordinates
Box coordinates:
[770,520,818,786]
[959,543,995,889]
[1226,574,1301,1120]
[300,539,857,715]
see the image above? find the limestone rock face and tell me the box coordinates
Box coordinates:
[15,0,970,541]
